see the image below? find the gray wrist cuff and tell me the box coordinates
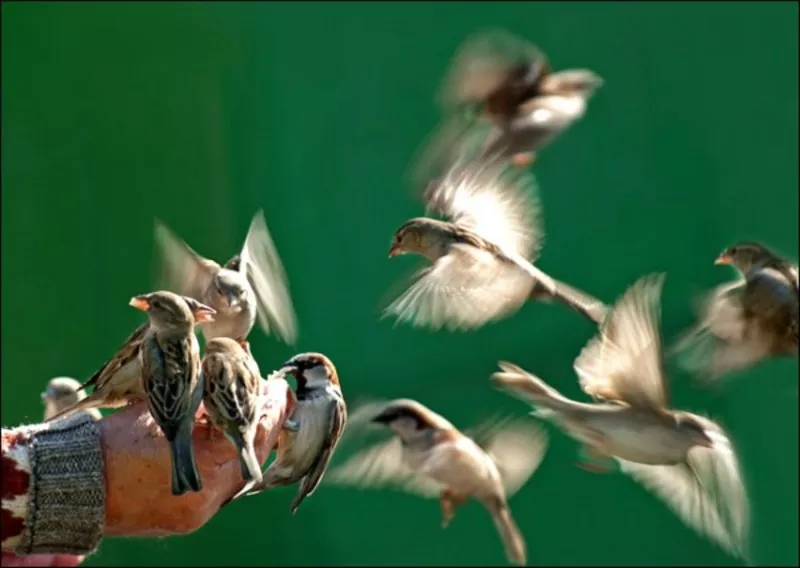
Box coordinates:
[19,412,106,555]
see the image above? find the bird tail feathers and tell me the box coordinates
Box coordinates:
[169,430,202,496]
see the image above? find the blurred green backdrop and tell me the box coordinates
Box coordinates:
[2,2,797,566]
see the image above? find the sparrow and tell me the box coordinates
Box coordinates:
[132,290,217,496]
[201,337,264,491]
[491,273,751,559]
[674,241,798,380]
[325,399,549,566]
[384,160,607,331]
[242,353,347,513]
[154,209,298,347]
[414,29,602,184]
[41,377,102,422]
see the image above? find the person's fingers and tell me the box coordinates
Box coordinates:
[102,378,295,538]
[0,552,84,567]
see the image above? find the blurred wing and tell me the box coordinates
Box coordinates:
[153,219,220,301]
[618,437,750,560]
[428,161,543,261]
[382,244,532,331]
[440,29,548,109]
[240,210,298,346]
[673,280,770,380]
[575,273,669,408]
[410,115,492,192]
[325,436,443,499]
[468,416,549,497]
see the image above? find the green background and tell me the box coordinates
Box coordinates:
[2,2,797,566]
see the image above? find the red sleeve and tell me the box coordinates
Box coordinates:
[1,429,32,552]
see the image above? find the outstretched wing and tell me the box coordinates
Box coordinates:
[382,244,532,331]
[575,273,669,409]
[239,210,298,346]
[426,161,543,262]
[618,419,750,560]
[153,219,220,301]
[467,415,549,498]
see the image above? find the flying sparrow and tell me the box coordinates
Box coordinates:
[325,399,548,566]
[674,241,798,380]
[41,377,102,422]
[414,29,602,183]
[154,209,298,347]
[201,337,264,491]
[491,273,751,559]
[242,353,347,513]
[384,160,607,331]
[132,290,216,496]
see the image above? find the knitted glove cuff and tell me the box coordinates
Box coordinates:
[19,412,105,555]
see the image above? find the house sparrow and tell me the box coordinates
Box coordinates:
[491,273,751,559]
[44,321,153,423]
[325,399,548,566]
[132,290,216,496]
[242,353,347,513]
[675,241,798,380]
[201,337,264,491]
[384,160,607,331]
[41,377,102,422]
[154,209,298,347]
[414,29,602,184]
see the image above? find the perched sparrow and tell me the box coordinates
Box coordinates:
[384,160,607,331]
[675,241,798,380]
[243,353,347,513]
[201,337,264,490]
[41,377,102,422]
[414,29,602,183]
[491,274,751,559]
[44,321,153,423]
[325,399,548,566]
[132,290,216,496]
[154,210,297,347]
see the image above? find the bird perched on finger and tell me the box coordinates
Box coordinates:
[491,273,751,560]
[324,399,548,566]
[41,377,102,422]
[384,160,607,331]
[413,29,602,185]
[201,337,264,493]
[154,210,298,348]
[132,290,217,496]
[242,353,347,513]
[674,241,798,381]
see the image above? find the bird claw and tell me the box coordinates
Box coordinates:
[197,415,217,441]
[282,418,300,433]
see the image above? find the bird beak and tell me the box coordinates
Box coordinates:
[192,304,217,324]
[388,244,401,258]
[129,295,151,312]
[40,391,48,402]
[714,254,732,266]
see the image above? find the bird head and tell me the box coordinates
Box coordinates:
[129,291,215,332]
[540,69,603,98]
[371,399,454,440]
[675,414,715,449]
[41,377,84,405]
[388,218,436,259]
[279,352,339,390]
[213,271,249,312]
[715,241,778,275]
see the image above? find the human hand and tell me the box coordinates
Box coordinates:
[103,377,296,538]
